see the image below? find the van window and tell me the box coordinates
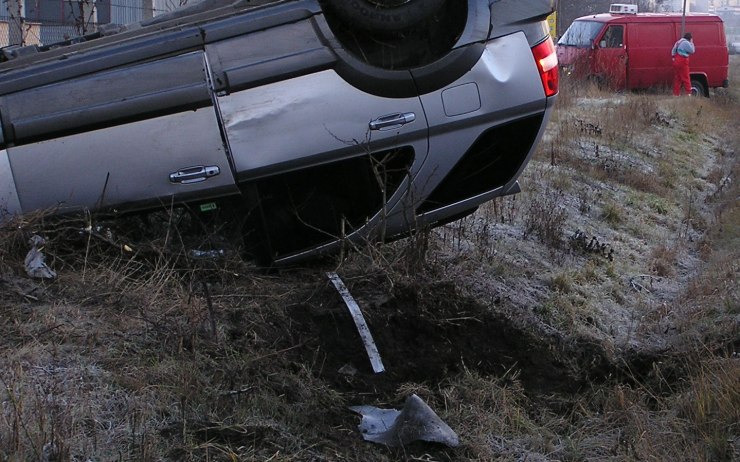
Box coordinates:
[558,20,604,47]
[601,25,624,48]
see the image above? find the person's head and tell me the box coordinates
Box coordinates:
[684,32,693,41]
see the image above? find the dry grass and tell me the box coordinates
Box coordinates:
[524,184,568,249]
[1,57,738,461]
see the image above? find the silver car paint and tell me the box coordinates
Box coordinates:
[8,107,237,214]
[217,69,428,181]
[0,0,556,265]
[274,33,553,264]
[0,149,22,218]
[0,52,212,144]
[386,32,548,233]
[416,106,553,230]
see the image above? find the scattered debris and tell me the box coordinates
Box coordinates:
[189,249,226,259]
[629,274,663,293]
[575,118,602,136]
[651,110,672,127]
[220,386,253,397]
[338,363,358,377]
[82,224,134,252]
[327,271,385,374]
[570,229,614,261]
[24,235,57,279]
[350,394,460,448]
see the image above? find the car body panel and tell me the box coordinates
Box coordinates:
[8,107,237,214]
[218,69,428,182]
[489,0,556,39]
[205,17,336,94]
[407,34,547,216]
[0,0,559,264]
[0,29,206,97]
[273,34,555,263]
[0,1,320,96]
[0,52,212,144]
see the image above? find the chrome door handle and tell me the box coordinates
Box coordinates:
[369,112,416,131]
[169,165,220,184]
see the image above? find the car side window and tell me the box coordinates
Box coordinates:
[601,25,624,48]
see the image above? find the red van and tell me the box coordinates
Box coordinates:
[557,7,729,96]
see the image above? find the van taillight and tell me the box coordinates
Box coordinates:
[532,37,559,97]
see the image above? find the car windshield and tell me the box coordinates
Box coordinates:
[558,20,604,47]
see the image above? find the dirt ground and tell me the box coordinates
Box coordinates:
[1,61,738,461]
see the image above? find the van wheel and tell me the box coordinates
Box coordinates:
[322,0,446,32]
[690,79,707,97]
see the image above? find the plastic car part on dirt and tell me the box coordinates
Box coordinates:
[350,394,460,447]
[322,0,446,32]
[24,235,56,279]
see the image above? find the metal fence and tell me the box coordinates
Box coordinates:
[1,16,95,47]
[1,0,184,47]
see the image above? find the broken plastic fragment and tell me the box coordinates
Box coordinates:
[350,394,459,447]
[24,235,57,279]
[338,363,358,377]
[189,249,226,259]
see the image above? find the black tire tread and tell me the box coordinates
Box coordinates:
[323,0,446,32]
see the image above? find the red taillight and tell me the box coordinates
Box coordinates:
[532,37,559,97]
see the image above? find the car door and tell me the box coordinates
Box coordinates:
[206,20,429,213]
[3,51,238,214]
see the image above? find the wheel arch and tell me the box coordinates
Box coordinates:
[315,0,491,98]
[690,73,709,97]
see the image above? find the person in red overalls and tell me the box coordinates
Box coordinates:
[671,32,695,96]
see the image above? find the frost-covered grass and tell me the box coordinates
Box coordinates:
[1,58,738,461]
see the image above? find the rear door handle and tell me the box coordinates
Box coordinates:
[169,165,220,184]
[369,112,416,131]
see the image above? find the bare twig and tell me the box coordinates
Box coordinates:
[202,281,217,340]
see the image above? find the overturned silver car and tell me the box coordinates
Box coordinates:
[0,0,558,264]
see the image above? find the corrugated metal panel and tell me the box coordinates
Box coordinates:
[110,0,149,24]
[153,0,185,17]
[39,24,82,44]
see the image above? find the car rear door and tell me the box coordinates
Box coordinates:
[2,51,238,214]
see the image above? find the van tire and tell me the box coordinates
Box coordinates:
[322,0,446,32]
[690,79,707,97]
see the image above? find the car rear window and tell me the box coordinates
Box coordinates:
[558,20,604,47]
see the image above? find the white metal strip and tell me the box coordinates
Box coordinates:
[327,272,385,374]
[0,149,22,221]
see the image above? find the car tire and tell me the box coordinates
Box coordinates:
[322,0,446,32]
[690,79,707,97]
